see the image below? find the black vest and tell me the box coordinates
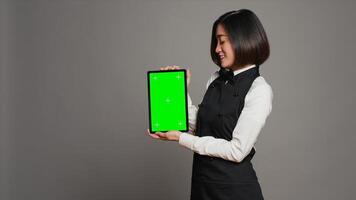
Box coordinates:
[190,66,264,200]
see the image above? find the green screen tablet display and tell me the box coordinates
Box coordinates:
[147,69,189,133]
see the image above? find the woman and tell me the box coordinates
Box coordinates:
[147,9,272,200]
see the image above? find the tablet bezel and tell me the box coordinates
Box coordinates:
[147,69,189,133]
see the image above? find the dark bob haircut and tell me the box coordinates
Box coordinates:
[210,9,270,69]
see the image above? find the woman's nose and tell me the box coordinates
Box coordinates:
[215,44,221,54]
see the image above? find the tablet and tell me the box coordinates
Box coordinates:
[147,69,189,133]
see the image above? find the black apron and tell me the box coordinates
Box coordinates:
[190,66,264,200]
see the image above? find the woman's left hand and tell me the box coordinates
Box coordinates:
[147,129,182,142]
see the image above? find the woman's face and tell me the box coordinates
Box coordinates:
[215,24,235,69]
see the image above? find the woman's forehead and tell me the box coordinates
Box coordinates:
[216,24,228,38]
[216,34,228,38]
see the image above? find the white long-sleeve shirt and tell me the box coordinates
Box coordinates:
[179,64,273,163]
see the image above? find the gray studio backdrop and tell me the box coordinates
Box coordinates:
[1,0,355,200]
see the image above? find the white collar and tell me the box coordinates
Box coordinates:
[232,64,256,76]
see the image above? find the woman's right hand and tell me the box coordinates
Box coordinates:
[160,65,191,88]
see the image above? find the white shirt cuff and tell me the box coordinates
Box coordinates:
[178,132,197,150]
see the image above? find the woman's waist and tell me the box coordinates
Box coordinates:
[192,151,258,183]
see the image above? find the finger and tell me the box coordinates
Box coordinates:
[156,132,167,139]
[150,134,160,139]
[153,132,167,140]
[148,132,160,139]
[147,129,160,139]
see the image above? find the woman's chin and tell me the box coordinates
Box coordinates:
[220,61,233,68]
[220,63,228,68]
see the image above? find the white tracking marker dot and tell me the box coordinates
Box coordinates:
[165,98,171,103]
